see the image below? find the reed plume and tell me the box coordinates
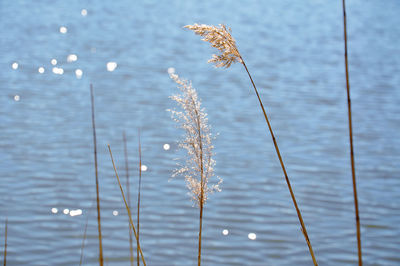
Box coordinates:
[123,132,135,266]
[169,72,222,266]
[108,145,146,266]
[90,84,104,266]
[341,1,362,265]
[185,23,317,265]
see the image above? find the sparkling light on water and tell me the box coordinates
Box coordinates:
[52,67,64,75]
[59,26,67,34]
[81,9,88,16]
[163,143,170,150]
[248,233,257,240]
[12,62,18,70]
[51,59,57,65]
[14,95,20,101]
[38,67,45,74]
[75,69,83,79]
[63,209,70,215]
[167,67,175,74]
[141,165,148,172]
[51,208,58,214]
[106,62,117,72]
[67,54,78,62]
[222,229,229,235]
[113,210,118,216]
[70,209,82,217]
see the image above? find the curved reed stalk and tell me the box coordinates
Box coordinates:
[185,24,317,265]
[108,145,146,266]
[341,1,362,265]
[123,132,135,266]
[90,84,104,266]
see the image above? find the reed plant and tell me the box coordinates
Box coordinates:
[123,132,135,266]
[169,72,222,266]
[90,84,104,266]
[341,1,362,265]
[185,24,317,265]
[108,145,146,266]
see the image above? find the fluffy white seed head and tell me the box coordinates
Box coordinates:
[169,73,222,206]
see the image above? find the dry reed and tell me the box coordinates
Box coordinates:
[341,1,362,265]
[185,23,317,265]
[3,218,7,266]
[137,129,142,266]
[79,200,96,266]
[123,132,135,266]
[90,84,104,266]
[79,210,90,266]
[108,145,146,266]
[169,72,221,266]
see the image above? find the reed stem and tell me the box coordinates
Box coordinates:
[90,84,104,266]
[108,145,146,266]
[3,218,7,266]
[123,132,135,266]
[79,212,90,266]
[240,60,317,266]
[137,130,142,266]
[341,1,362,265]
[198,201,204,266]
[195,108,205,266]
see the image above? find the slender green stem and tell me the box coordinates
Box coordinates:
[108,145,147,266]
[123,132,135,266]
[241,60,317,266]
[137,129,142,266]
[341,1,362,265]
[90,84,103,266]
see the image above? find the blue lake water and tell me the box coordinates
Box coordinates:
[1,0,400,265]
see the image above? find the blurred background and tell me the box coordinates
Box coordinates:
[1,0,399,265]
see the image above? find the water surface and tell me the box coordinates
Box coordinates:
[1,0,399,265]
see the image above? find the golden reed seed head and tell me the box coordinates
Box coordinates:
[184,24,242,68]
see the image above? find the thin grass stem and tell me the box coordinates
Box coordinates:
[241,60,317,266]
[123,132,135,266]
[90,84,104,266]
[198,201,203,266]
[341,1,362,265]
[196,110,205,266]
[79,212,90,266]
[79,200,95,266]
[108,145,146,266]
[137,129,142,266]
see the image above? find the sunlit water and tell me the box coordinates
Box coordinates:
[1,0,400,265]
